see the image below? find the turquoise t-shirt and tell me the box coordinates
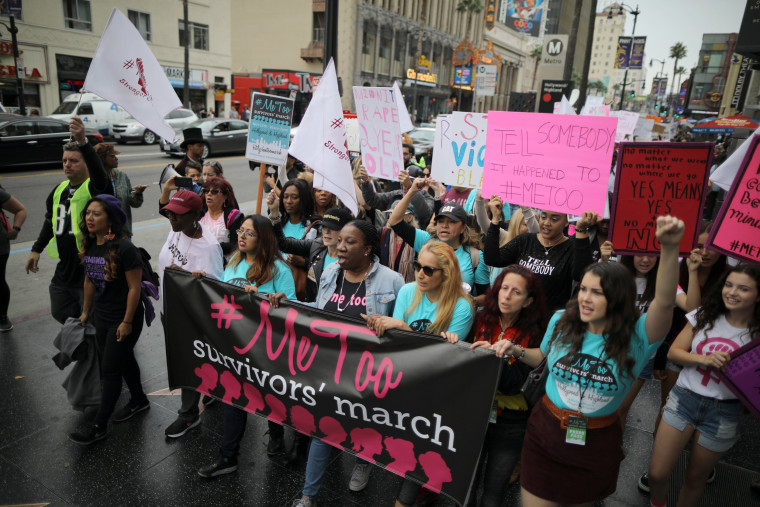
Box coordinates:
[412,229,489,290]
[392,282,473,339]
[223,258,297,300]
[540,311,662,417]
[324,252,338,268]
[282,220,307,239]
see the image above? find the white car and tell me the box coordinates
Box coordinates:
[110,108,198,144]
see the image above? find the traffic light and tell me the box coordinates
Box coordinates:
[654,104,659,109]
[661,106,668,115]
[630,91,635,98]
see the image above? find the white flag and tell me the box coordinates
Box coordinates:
[289,59,358,216]
[83,8,181,142]
[711,127,760,191]
[394,81,414,132]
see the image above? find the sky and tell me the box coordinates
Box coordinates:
[596,0,747,91]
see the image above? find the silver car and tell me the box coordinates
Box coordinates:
[158,118,250,158]
[110,108,198,144]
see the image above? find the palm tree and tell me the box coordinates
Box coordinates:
[456,0,484,41]
[530,45,543,90]
[669,42,687,111]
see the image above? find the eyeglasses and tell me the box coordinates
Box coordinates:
[413,261,443,277]
[202,188,227,195]
[236,229,258,239]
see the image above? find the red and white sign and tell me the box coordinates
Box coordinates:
[262,69,321,93]
[0,40,49,83]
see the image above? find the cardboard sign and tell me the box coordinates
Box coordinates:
[717,338,760,422]
[245,92,295,165]
[481,111,616,215]
[432,112,487,188]
[609,111,638,142]
[353,86,404,181]
[706,136,760,262]
[344,115,361,153]
[609,142,712,255]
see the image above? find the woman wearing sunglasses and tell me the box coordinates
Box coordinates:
[199,177,243,256]
[197,214,297,478]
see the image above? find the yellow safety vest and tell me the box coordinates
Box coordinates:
[47,179,91,258]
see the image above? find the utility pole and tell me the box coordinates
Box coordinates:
[324,0,339,71]
[576,0,598,112]
[182,0,190,108]
[563,0,583,82]
[411,0,427,125]
[617,4,640,111]
[0,15,25,115]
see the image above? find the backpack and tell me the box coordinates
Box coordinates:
[137,247,160,288]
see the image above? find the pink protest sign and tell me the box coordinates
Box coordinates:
[353,86,404,181]
[717,338,760,421]
[482,112,617,216]
[707,136,760,262]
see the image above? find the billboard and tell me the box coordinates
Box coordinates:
[498,0,544,37]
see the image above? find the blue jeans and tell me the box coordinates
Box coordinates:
[302,439,367,497]
[468,420,526,507]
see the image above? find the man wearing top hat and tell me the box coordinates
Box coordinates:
[174,127,205,176]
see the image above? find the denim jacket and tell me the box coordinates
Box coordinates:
[313,256,404,317]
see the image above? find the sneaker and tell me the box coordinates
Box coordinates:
[267,433,285,456]
[292,495,316,507]
[707,467,716,484]
[112,398,150,423]
[638,472,650,493]
[164,416,200,438]
[349,463,372,492]
[69,424,107,445]
[0,317,12,332]
[198,454,238,478]
[201,395,216,407]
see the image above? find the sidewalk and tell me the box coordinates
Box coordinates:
[1,209,759,506]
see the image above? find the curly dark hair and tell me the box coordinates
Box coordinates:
[343,219,379,258]
[279,178,314,226]
[679,220,727,299]
[475,265,548,347]
[694,263,760,340]
[226,215,284,287]
[621,255,660,307]
[78,197,129,280]
[202,176,236,209]
[549,262,639,380]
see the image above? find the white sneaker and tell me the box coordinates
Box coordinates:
[292,495,316,507]
[349,463,372,492]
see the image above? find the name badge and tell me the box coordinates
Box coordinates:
[565,415,587,446]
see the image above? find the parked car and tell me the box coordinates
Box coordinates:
[408,127,435,165]
[110,108,198,144]
[48,93,131,136]
[159,118,249,158]
[0,116,103,170]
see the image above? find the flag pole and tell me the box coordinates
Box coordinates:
[68,91,86,141]
[255,163,266,214]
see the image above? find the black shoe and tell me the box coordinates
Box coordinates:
[267,433,285,456]
[69,424,107,445]
[201,395,216,407]
[287,433,310,463]
[198,454,238,478]
[112,398,150,423]
[637,472,650,493]
[164,416,200,438]
[707,467,716,484]
[0,316,13,332]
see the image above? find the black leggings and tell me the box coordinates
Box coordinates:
[0,253,9,317]
[94,307,146,427]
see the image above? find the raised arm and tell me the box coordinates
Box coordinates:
[675,248,702,312]
[645,216,686,343]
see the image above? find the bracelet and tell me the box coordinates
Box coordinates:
[12,226,20,231]
[574,227,589,234]
[514,345,526,360]
[270,215,281,224]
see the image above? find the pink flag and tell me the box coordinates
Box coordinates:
[289,59,358,215]
[83,8,181,142]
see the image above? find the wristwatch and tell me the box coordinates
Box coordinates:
[12,226,20,231]
[76,136,89,147]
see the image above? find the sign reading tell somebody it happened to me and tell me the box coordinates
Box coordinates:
[353,86,404,181]
[481,112,616,216]
[609,142,712,255]
[432,112,487,188]
[245,92,295,165]
[707,136,760,262]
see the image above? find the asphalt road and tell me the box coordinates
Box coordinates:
[0,142,264,245]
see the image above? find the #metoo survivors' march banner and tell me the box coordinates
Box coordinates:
[353,87,404,181]
[433,112,487,188]
[609,143,712,255]
[707,136,760,262]
[481,112,616,216]
[245,92,295,165]
[164,270,501,505]
[717,339,760,421]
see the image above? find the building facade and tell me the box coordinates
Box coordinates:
[690,33,738,116]
[0,0,232,115]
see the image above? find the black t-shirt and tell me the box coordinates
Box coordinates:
[322,272,367,319]
[84,238,142,321]
[0,188,10,255]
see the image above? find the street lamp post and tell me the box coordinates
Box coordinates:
[0,14,25,116]
[612,4,640,111]
[650,58,666,113]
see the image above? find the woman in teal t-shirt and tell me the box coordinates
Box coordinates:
[198,214,296,479]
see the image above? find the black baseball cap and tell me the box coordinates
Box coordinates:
[321,208,354,231]
[436,203,467,223]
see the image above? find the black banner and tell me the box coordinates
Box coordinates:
[164,270,502,505]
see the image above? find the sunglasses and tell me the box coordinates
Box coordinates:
[236,229,257,239]
[202,188,226,195]
[413,261,443,277]
[205,160,220,167]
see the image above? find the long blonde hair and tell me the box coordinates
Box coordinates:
[405,242,472,334]
[504,209,526,247]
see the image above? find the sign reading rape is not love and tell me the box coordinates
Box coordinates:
[164,270,501,505]
[481,112,617,216]
[353,87,404,181]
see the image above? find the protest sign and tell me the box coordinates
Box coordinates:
[353,86,404,181]
[344,113,361,153]
[609,142,712,255]
[609,111,639,142]
[706,135,760,262]
[481,112,616,216]
[634,117,654,139]
[245,92,294,165]
[164,270,501,505]
[717,339,760,422]
[432,112,487,188]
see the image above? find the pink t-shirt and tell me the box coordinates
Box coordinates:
[443,188,471,206]
[199,212,227,244]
